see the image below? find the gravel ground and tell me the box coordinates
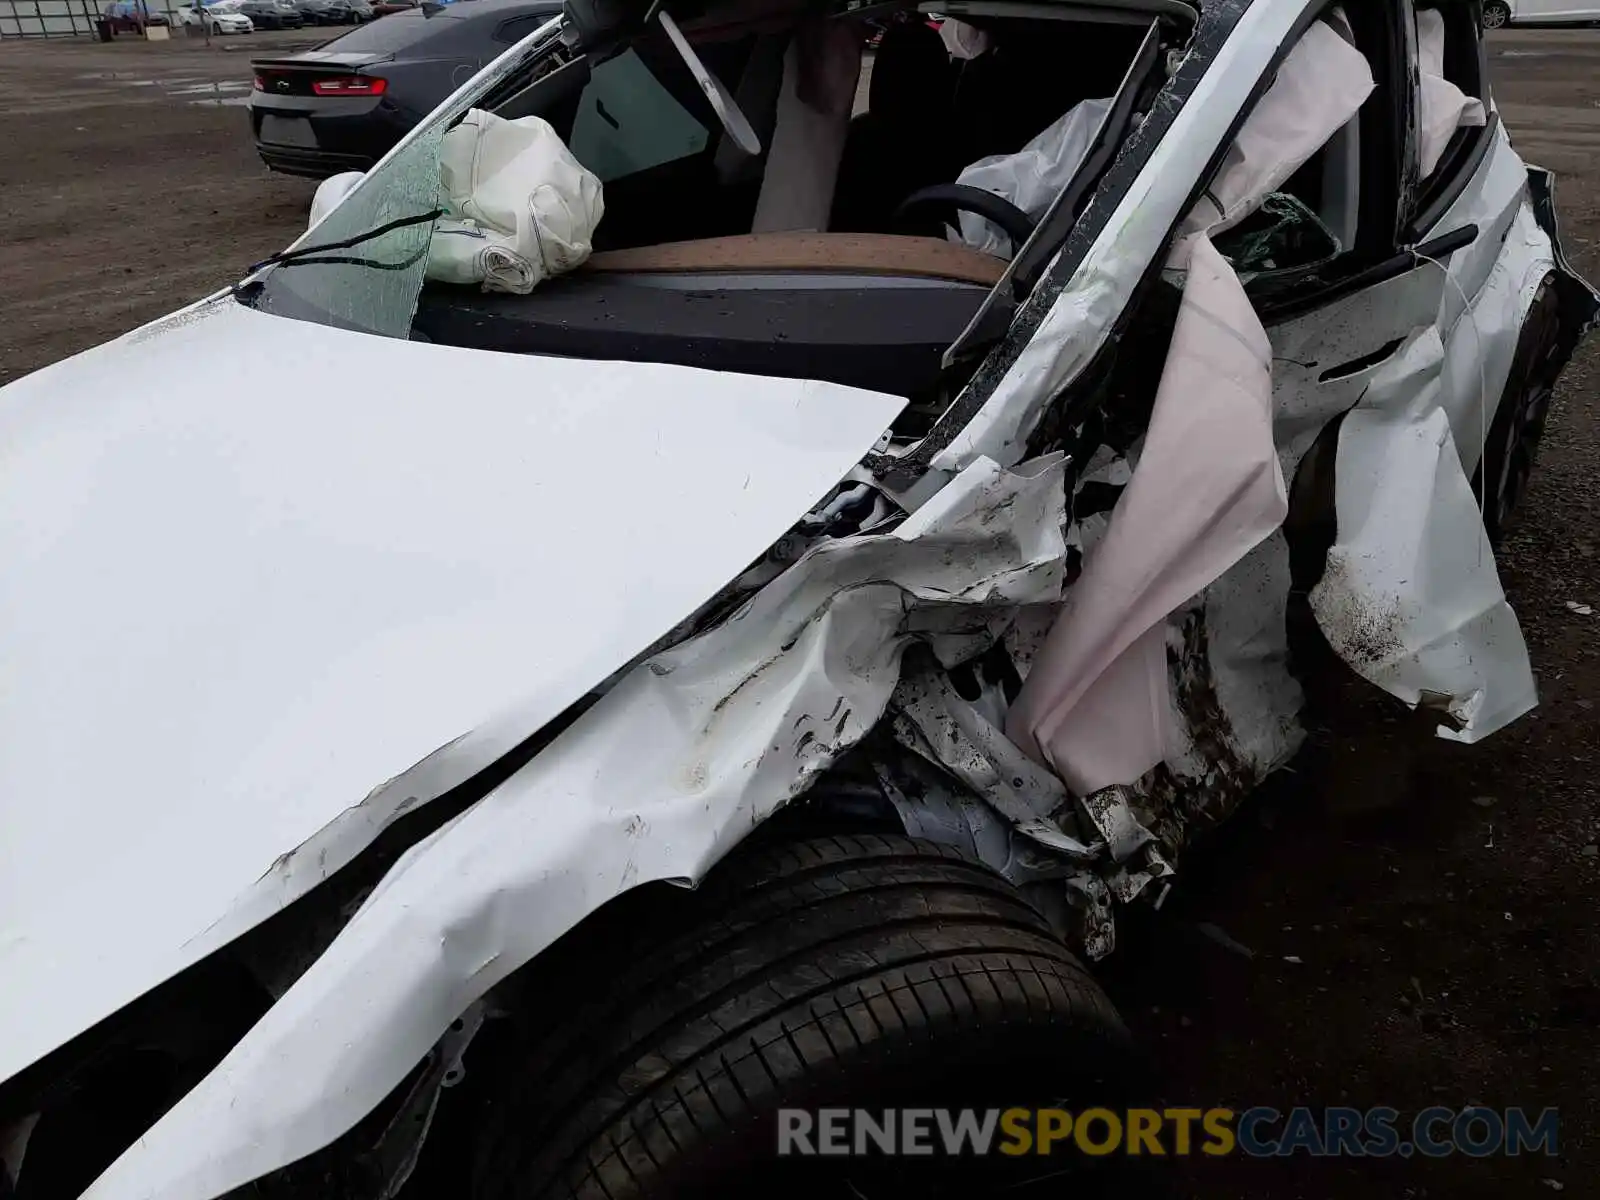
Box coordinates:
[0,23,1595,1199]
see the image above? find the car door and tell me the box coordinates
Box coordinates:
[1262,0,1569,743]
[989,0,1540,800]
[1517,0,1581,20]
[1254,0,1466,472]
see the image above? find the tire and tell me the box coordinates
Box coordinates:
[1482,1,1510,28]
[1478,273,1562,544]
[470,834,1148,1200]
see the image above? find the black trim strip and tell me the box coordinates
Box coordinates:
[1256,223,1480,324]
[1405,111,1499,241]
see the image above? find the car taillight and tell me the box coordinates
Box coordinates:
[252,74,265,90]
[311,76,387,96]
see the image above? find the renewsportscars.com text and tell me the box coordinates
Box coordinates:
[776,1106,1559,1159]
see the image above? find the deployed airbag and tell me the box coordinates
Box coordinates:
[950,96,1113,257]
[1416,8,1486,180]
[1008,18,1375,790]
[1005,236,1285,791]
[426,109,604,294]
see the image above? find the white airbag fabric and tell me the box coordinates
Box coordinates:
[938,17,990,61]
[1177,22,1376,244]
[1006,237,1285,791]
[1009,19,1375,791]
[952,97,1113,257]
[751,21,861,233]
[426,109,604,294]
[1416,8,1486,180]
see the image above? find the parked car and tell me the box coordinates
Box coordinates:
[229,0,302,27]
[179,1,255,33]
[292,0,373,22]
[99,0,169,31]
[1483,0,1600,26]
[4,0,1598,1197]
[250,0,559,177]
[370,0,416,14]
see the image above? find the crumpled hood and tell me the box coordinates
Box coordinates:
[0,297,904,1087]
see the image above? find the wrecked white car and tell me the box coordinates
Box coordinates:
[1,0,1595,1196]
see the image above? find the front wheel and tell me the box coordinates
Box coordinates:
[1483,1,1510,28]
[470,835,1151,1200]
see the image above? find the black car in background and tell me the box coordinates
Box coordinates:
[235,0,303,27]
[250,0,559,178]
[293,0,372,23]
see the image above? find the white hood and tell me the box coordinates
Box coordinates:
[0,297,904,1086]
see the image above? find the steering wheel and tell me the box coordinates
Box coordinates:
[891,183,1037,251]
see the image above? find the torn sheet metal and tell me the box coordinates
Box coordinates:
[886,652,1099,860]
[1005,16,1371,794]
[1142,143,1577,817]
[1130,247,1470,832]
[1005,235,1286,792]
[0,298,904,1090]
[1286,135,1588,741]
[1309,327,1537,740]
[82,454,1073,1200]
[1428,126,1561,466]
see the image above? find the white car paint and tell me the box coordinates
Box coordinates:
[1,0,1595,1196]
[0,296,903,1091]
[82,452,1072,1200]
[180,3,253,30]
[1495,0,1600,26]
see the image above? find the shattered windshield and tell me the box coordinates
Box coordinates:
[242,13,568,337]
[239,0,1169,371]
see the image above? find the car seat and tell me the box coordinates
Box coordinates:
[948,20,1149,165]
[829,19,958,235]
[752,19,864,233]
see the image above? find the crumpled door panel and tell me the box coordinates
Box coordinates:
[1310,327,1537,740]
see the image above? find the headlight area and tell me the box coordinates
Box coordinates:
[0,701,591,1199]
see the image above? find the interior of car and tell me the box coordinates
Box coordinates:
[410,0,1191,423]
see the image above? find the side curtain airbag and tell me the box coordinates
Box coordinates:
[1007,20,1375,791]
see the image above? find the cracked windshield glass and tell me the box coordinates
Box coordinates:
[245,11,567,337]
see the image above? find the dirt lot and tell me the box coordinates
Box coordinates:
[0,31,317,388]
[0,23,1596,1200]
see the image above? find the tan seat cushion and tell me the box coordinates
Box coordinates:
[584,232,1008,287]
